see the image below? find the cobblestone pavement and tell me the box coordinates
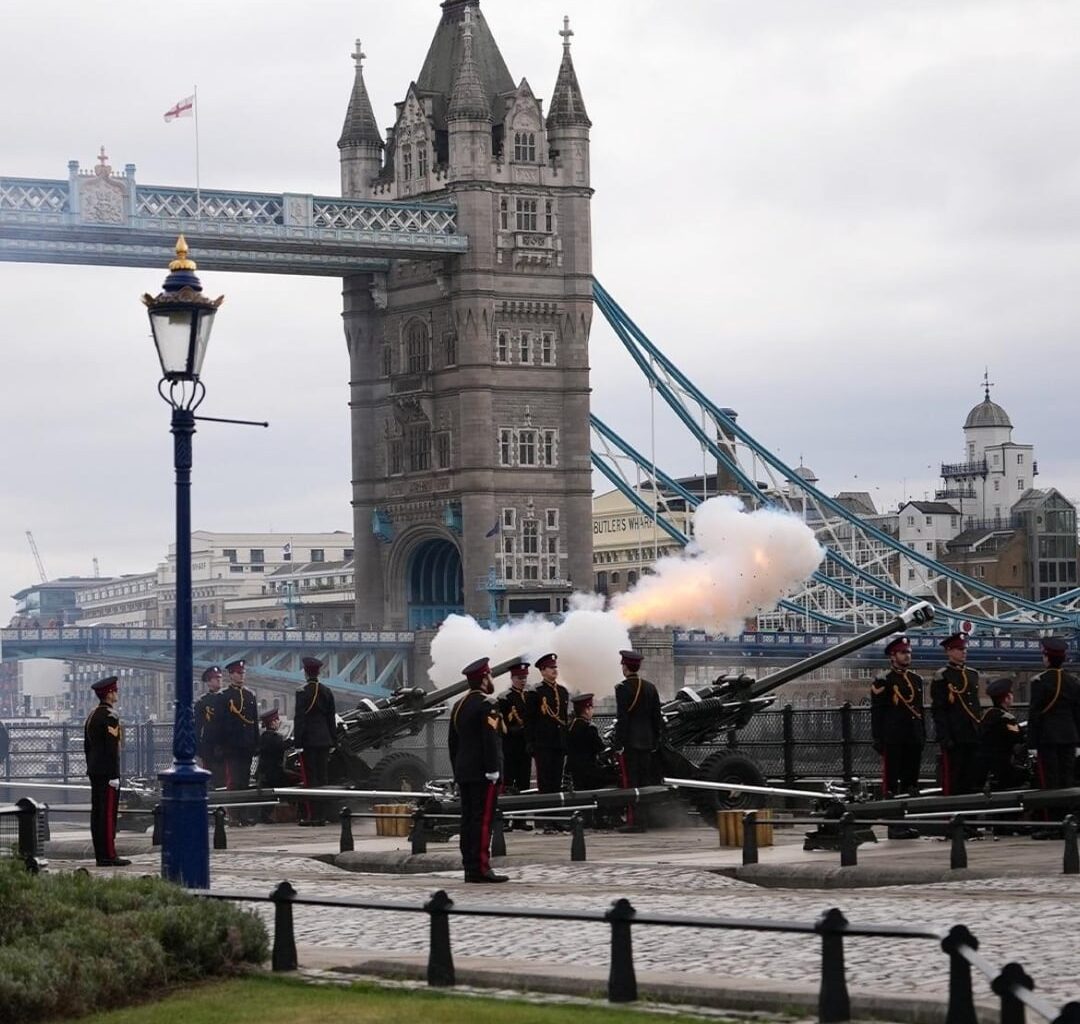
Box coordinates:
[152,848,1078,1010]
[67,822,1080,1013]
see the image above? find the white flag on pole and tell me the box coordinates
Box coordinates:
[164,95,195,122]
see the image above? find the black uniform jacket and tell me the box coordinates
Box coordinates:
[256,730,290,788]
[525,681,569,752]
[220,684,260,756]
[979,705,1024,775]
[195,689,223,758]
[294,679,337,749]
[497,686,528,737]
[449,690,503,783]
[1027,668,1080,747]
[614,674,665,751]
[871,669,926,745]
[567,717,605,778]
[84,702,121,777]
[930,665,982,747]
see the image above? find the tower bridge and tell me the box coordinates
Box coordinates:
[2,0,1077,700]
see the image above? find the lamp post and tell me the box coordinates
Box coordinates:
[143,236,223,887]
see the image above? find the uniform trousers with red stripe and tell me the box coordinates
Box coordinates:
[88,774,119,863]
[458,779,499,877]
[299,747,331,822]
[618,748,656,828]
[882,743,922,796]
[1036,746,1076,791]
[940,744,982,795]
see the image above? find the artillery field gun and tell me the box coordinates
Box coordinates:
[302,656,524,791]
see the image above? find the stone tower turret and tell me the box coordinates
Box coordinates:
[338,40,384,197]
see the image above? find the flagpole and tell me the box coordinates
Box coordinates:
[193,85,201,220]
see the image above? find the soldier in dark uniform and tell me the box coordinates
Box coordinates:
[195,664,225,788]
[979,678,1027,790]
[220,659,259,825]
[930,633,983,795]
[496,658,533,830]
[614,649,665,832]
[525,652,568,796]
[871,635,924,838]
[83,676,130,867]
[1027,636,1080,793]
[256,709,289,823]
[566,692,606,791]
[294,656,337,826]
[449,657,507,883]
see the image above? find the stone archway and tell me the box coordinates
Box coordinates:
[406,537,464,629]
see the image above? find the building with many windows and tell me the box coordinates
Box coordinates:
[339,1,593,627]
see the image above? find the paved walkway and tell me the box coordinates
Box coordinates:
[43,817,1080,1020]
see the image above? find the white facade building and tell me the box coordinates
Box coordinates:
[897,500,961,595]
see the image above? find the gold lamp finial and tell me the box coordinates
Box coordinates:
[169,234,197,271]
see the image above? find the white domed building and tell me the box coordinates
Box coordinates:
[937,384,1036,524]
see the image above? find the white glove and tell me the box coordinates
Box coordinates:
[484,772,499,783]
[108,778,120,790]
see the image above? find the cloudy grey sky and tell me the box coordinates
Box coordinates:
[2,0,1079,621]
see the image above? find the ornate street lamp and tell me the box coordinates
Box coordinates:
[143,236,223,887]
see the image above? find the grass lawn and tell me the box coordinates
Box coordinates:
[64,975,732,1024]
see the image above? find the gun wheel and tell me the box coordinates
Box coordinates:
[371,750,431,792]
[685,751,766,819]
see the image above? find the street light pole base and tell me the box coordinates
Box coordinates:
[159,762,211,888]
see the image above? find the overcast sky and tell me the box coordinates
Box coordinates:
[2,0,1079,621]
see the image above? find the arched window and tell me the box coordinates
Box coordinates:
[513,131,536,162]
[405,321,430,373]
[417,143,428,177]
[499,197,508,230]
[401,145,413,181]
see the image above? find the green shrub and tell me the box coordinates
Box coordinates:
[0,859,268,1024]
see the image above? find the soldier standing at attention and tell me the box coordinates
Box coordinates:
[221,659,259,825]
[1027,637,1080,792]
[930,633,983,794]
[84,676,130,867]
[525,653,569,797]
[871,635,924,839]
[294,656,337,826]
[195,664,225,788]
[613,649,665,832]
[496,658,533,830]
[449,658,507,883]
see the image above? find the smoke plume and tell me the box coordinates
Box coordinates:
[427,496,823,699]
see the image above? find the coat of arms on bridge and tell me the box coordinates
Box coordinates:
[76,147,130,224]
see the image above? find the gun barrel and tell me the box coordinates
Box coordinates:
[747,601,934,700]
[414,654,526,711]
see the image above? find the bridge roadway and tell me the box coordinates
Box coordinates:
[1,625,1045,700]
[0,156,467,276]
[0,626,415,697]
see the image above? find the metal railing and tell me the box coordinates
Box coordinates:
[195,880,1080,1023]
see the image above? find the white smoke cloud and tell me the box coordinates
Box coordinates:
[427,496,823,698]
[611,496,825,634]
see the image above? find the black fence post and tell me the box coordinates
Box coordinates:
[1062,815,1078,875]
[949,815,968,870]
[816,908,851,1023]
[213,807,227,850]
[840,702,854,783]
[491,810,506,858]
[570,811,587,862]
[425,890,456,987]
[742,810,759,866]
[151,803,162,847]
[780,704,795,784]
[606,897,638,1003]
[940,924,979,1024]
[839,813,858,867]
[339,806,354,853]
[270,881,298,972]
[60,723,69,781]
[15,797,42,863]
[1051,1002,1080,1024]
[991,962,1033,1024]
[410,808,428,855]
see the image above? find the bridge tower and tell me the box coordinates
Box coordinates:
[340,0,593,628]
